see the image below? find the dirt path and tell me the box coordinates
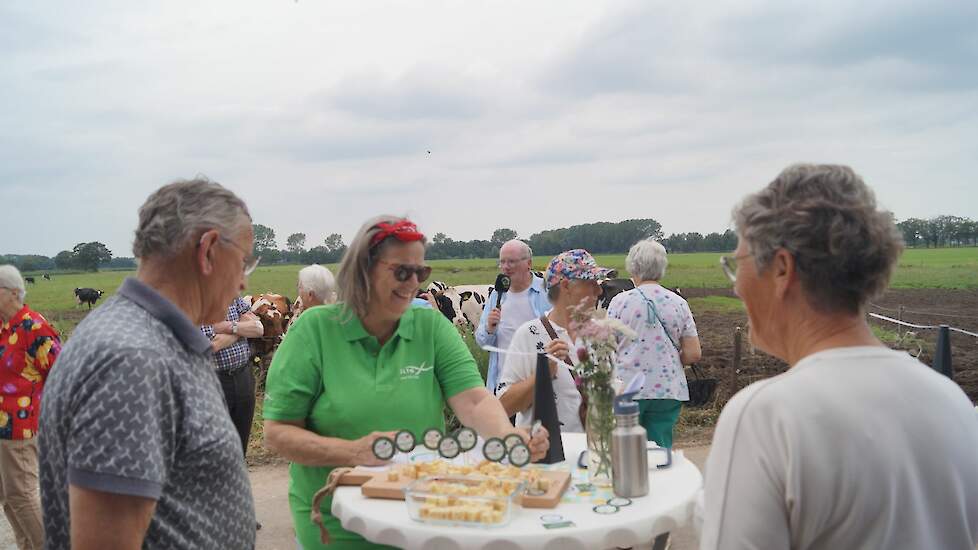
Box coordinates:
[0,516,13,548]
[251,445,712,550]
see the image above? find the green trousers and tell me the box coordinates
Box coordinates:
[637,399,682,448]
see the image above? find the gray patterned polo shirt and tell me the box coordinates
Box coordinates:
[39,277,256,550]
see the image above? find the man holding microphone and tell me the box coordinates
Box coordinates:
[475,240,551,394]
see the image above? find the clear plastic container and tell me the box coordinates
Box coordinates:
[404,475,525,528]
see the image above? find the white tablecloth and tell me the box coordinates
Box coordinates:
[332,432,703,550]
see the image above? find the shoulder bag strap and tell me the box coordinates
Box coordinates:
[636,287,681,352]
[538,315,574,367]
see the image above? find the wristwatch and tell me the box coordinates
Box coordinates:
[231,320,239,335]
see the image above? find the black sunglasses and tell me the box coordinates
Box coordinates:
[376,260,432,283]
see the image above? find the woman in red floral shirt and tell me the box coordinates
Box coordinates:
[0,265,61,549]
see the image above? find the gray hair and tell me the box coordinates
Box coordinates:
[0,265,26,302]
[500,239,533,259]
[733,164,904,314]
[336,215,428,319]
[626,239,668,281]
[133,177,251,259]
[298,264,337,304]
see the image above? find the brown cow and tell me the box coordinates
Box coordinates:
[245,293,293,356]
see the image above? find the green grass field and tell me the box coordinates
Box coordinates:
[21,246,978,338]
[20,247,974,460]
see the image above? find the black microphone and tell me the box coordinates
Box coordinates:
[494,274,511,309]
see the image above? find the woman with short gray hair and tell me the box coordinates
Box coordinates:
[298,264,336,306]
[289,264,337,328]
[607,239,701,448]
[0,264,61,549]
[700,164,978,549]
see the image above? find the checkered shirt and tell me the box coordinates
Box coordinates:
[200,298,253,373]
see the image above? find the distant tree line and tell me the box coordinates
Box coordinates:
[896,216,978,248]
[4,215,975,272]
[1,242,135,273]
[251,224,348,265]
[660,230,738,253]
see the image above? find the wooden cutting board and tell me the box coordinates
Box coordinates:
[336,467,382,486]
[520,471,572,508]
[358,470,571,509]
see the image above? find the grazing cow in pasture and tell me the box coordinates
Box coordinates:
[25,277,35,285]
[246,293,293,356]
[43,274,51,281]
[74,288,104,309]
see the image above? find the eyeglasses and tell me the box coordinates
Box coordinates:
[719,253,752,283]
[200,233,261,276]
[498,257,529,268]
[376,259,432,283]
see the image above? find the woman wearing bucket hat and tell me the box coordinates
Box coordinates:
[497,249,616,432]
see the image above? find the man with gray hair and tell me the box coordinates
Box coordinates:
[475,239,551,394]
[39,178,257,550]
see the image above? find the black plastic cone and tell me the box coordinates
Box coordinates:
[933,325,953,379]
[533,353,565,464]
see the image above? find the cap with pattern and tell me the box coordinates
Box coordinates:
[545,249,617,289]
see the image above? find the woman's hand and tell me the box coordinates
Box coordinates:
[545,339,570,378]
[504,426,550,462]
[351,431,398,466]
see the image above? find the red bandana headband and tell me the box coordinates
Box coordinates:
[369,220,425,248]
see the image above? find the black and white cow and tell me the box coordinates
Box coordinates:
[43,274,52,281]
[425,281,490,327]
[74,288,104,309]
[457,287,489,326]
[24,277,35,285]
[418,288,458,323]
[597,278,684,309]
[597,278,635,309]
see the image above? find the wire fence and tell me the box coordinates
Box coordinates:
[868,303,978,322]
[717,309,977,404]
[868,312,978,338]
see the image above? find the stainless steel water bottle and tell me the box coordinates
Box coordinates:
[611,391,649,497]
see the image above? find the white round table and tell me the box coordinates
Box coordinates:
[332,432,703,550]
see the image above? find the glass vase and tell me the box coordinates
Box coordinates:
[585,381,615,487]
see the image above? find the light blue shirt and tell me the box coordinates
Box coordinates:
[475,275,552,392]
[411,297,433,309]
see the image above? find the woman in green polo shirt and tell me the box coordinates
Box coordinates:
[264,216,549,550]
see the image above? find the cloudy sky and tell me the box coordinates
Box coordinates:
[4,1,977,257]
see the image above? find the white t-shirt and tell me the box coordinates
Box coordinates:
[700,346,978,550]
[496,317,584,433]
[494,288,533,371]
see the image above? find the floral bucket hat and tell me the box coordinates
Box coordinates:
[545,249,617,289]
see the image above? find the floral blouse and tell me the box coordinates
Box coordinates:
[0,305,61,439]
[608,284,697,401]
